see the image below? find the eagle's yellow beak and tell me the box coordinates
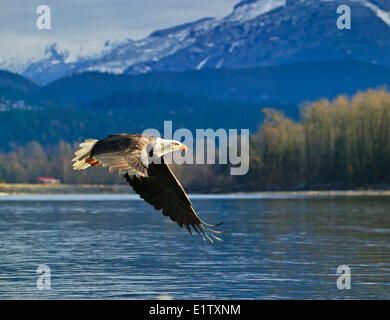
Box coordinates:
[182,144,188,152]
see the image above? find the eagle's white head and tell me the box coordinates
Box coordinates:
[153,138,187,158]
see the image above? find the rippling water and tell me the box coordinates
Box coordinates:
[0,194,389,299]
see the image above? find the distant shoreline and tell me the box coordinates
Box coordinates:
[0,183,131,195]
[1,183,390,197]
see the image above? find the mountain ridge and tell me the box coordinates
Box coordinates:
[1,59,390,150]
[39,59,390,105]
[1,0,390,83]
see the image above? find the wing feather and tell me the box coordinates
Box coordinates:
[90,134,150,177]
[125,157,225,241]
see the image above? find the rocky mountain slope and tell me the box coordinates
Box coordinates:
[1,0,389,84]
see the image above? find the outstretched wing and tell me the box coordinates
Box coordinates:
[90,134,151,178]
[125,157,225,242]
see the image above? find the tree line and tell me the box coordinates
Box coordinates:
[247,89,390,189]
[1,89,390,191]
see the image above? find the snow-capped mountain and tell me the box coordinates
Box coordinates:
[2,0,390,84]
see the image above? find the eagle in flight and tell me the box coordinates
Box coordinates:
[72,134,225,242]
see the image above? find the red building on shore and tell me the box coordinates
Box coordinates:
[37,177,60,184]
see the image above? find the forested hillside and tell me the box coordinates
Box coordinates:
[0,90,263,150]
[1,90,390,191]
[2,59,390,151]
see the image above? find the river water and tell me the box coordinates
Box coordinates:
[0,194,389,299]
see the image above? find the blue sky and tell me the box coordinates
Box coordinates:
[0,0,238,57]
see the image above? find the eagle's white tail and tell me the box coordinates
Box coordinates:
[72,139,98,170]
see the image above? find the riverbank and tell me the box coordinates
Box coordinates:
[0,183,130,195]
[1,183,390,197]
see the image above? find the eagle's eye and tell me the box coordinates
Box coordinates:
[174,142,179,146]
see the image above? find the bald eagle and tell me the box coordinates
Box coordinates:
[72,134,225,242]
